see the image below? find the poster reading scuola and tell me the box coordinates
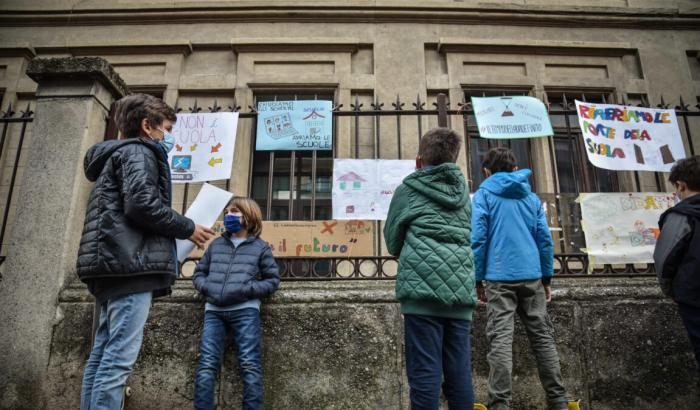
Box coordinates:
[169,112,239,183]
[575,101,686,172]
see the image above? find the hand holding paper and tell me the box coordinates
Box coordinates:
[189,224,216,249]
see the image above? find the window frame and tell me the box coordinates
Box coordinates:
[250,91,336,221]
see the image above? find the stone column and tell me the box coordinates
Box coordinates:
[0,57,128,409]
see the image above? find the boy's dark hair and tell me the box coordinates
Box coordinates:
[482,147,518,173]
[114,93,177,138]
[418,128,462,165]
[669,155,700,191]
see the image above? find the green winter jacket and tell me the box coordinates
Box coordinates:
[383,163,476,321]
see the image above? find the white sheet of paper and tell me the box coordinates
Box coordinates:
[579,192,678,264]
[332,159,415,220]
[176,183,233,262]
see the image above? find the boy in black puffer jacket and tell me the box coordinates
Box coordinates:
[193,197,280,410]
[654,155,700,398]
[77,94,215,410]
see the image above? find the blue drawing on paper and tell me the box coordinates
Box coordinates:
[256,100,333,150]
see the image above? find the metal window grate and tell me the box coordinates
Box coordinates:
[173,93,700,279]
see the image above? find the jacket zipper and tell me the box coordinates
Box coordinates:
[218,238,250,301]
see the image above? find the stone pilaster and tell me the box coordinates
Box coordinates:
[0,57,128,409]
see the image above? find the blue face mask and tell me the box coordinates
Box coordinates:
[159,129,175,153]
[224,214,242,233]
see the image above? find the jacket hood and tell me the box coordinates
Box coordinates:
[660,193,700,227]
[402,163,469,210]
[479,169,533,199]
[84,138,160,181]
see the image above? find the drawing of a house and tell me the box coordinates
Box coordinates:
[303,109,326,137]
[337,172,366,190]
[302,109,326,121]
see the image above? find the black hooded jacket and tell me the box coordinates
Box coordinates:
[654,194,700,306]
[77,137,195,302]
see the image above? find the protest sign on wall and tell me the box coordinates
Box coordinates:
[187,219,375,260]
[332,159,415,220]
[260,220,374,257]
[574,101,686,172]
[579,192,678,265]
[169,112,239,183]
[256,100,333,150]
[471,96,553,139]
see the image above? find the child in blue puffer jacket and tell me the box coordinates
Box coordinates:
[192,197,280,410]
[471,147,571,410]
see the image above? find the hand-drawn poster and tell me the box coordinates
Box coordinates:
[260,220,374,257]
[256,100,333,150]
[169,112,239,183]
[579,192,678,265]
[332,159,415,220]
[575,100,686,172]
[471,96,553,139]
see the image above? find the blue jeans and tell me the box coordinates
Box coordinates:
[194,308,263,410]
[404,314,474,410]
[80,291,152,410]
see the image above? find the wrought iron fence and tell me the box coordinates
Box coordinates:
[0,103,33,268]
[169,92,700,280]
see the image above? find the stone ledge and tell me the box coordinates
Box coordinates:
[231,38,362,53]
[437,38,636,56]
[26,57,129,98]
[1,3,698,29]
[47,275,693,409]
[59,276,666,304]
[34,42,193,57]
[0,44,36,59]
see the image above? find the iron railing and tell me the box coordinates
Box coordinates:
[170,92,700,280]
[0,103,33,268]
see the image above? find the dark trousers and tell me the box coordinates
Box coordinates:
[194,308,263,410]
[485,280,567,410]
[678,302,700,373]
[404,314,474,410]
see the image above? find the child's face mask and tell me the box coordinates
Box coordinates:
[224,214,243,233]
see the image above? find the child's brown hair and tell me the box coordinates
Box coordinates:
[418,128,462,166]
[227,197,263,237]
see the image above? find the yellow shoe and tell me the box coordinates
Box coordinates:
[474,404,488,410]
[567,400,583,410]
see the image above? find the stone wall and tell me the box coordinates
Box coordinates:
[42,277,696,410]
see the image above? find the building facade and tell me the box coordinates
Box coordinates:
[1,2,700,409]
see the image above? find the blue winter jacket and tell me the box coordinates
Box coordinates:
[471,169,554,283]
[192,234,280,306]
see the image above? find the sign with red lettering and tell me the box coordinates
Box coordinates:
[260,220,374,257]
[169,112,239,183]
[575,101,685,172]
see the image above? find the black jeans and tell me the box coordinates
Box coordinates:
[678,302,700,372]
[403,314,474,410]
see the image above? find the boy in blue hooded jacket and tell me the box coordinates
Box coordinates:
[471,147,570,410]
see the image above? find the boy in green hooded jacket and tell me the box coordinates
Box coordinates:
[384,127,477,410]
